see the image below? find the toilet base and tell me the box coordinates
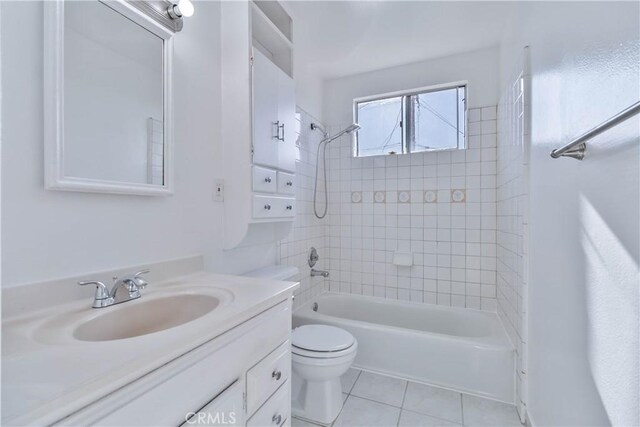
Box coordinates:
[291,374,343,425]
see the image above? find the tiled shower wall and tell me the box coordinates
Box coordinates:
[496,49,530,419]
[278,107,328,310]
[323,107,500,311]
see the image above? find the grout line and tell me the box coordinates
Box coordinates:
[400,409,463,426]
[397,381,409,427]
[292,416,326,427]
[330,394,349,427]
[460,392,465,426]
[400,380,409,408]
[347,369,362,394]
[346,393,405,410]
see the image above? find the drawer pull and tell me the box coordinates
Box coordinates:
[286,205,293,210]
[272,414,282,425]
[264,177,272,183]
[272,370,282,380]
[286,181,293,186]
[264,204,271,210]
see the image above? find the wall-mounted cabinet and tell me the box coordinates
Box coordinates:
[252,49,296,172]
[221,0,296,249]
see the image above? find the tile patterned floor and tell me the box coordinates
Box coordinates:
[292,369,522,427]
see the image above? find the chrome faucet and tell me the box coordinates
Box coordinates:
[310,269,329,278]
[79,270,149,308]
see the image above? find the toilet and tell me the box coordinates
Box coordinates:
[243,265,357,425]
[291,324,357,425]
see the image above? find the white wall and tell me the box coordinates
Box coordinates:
[500,2,639,425]
[323,47,500,126]
[294,67,324,123]
[287,0,323,121]
[1,1,277,288]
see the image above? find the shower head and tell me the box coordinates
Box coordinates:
[323,123,360,144]
[344,124,361,133]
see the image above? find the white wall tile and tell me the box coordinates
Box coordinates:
[279,108,329,309]
[496,59,529,418]
[323,106,499,311]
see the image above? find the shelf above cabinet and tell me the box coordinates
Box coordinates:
[251,2,292,77]
[253,1,292,42]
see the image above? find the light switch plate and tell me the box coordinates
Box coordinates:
[214,179,224,202]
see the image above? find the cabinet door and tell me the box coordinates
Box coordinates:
[277,70,297,173]
[252,49,280,169]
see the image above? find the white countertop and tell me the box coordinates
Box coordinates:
[1,271,298,426]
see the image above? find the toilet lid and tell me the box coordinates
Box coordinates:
[292,325,355,352]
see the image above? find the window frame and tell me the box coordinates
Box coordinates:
[352,81,468,157]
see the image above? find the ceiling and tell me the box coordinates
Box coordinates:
[286,1,516,81]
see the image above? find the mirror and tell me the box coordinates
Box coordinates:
[44,0,175,196]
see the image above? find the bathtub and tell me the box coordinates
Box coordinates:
[293,292,515,403]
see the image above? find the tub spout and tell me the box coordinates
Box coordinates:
[310,269,329,278]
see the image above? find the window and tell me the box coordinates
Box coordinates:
[353,84,466,157]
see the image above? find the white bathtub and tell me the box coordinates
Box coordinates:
[293,293,515,403]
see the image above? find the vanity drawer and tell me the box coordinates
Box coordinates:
[277,172,295,195]
[253,166,277,193]
[246,340,290,415]
[247,381,290,427]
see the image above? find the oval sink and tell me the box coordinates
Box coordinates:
[73,294,220,342]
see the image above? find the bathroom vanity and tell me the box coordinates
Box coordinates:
[2,263,298,426]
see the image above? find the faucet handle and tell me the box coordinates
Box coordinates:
[78,280,111,305]
[133,270,150,289]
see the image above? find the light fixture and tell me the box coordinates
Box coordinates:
[167,0,194,19]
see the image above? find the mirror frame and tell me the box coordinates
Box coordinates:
[44,0,174,196]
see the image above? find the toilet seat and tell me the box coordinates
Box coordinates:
[292,344,356,359]
[292,325,356,359]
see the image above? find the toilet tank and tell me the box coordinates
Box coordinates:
[243,265,299,281]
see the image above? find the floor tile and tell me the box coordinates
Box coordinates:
[462,395,522,426]
[341,368,361,393]
[292,416,324,427]
[332,396,401,427]
[399,410,462,427]
[350,371,407,407]
[402,382,463,424]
